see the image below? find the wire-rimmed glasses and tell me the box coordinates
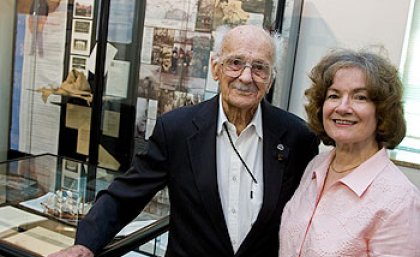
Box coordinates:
[221,58,273,84]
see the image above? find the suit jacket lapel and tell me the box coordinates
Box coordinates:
[260,100,288,223]
[187,96,234,254]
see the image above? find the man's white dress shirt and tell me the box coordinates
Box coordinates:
[216,96,264,252]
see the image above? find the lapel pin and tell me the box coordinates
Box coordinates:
[276,144,287,160]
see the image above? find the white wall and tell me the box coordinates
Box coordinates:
[0,0,15,161]
[288,0,420,188]
[289,0,411,119]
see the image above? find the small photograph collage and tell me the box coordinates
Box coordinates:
[69,0,94,77]
[136,0,271,140]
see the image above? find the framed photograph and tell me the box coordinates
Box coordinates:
[73,0,95,19]
[61,160,81,191]
[64,159,79,173]
[71,38,91,56]
[69,55,89,77]
[70,19,92,56]
[72,19,92,35]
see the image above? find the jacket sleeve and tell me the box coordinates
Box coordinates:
[75,117,169,254]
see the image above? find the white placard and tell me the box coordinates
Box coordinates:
[105,60,130,98]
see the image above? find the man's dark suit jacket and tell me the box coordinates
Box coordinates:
[76,95,319,257]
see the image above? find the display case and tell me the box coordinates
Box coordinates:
[0,154,169,257]
[9,0,302,172]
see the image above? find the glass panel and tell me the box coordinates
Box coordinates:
[10,0,69,156]
[0,154,169,257]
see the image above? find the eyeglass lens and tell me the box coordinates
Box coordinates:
[222,58,272,83]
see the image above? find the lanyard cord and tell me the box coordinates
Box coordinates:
[223,123,258,184]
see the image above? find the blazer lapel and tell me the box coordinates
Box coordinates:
[260,101,288,224]
[187,96,234,254]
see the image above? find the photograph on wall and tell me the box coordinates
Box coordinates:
[151,28,176,70]
[173,91,188,109]
[195,0,216,32]
[69,55,88,76]
[174,90,203,109]
[171,30,193,74]
[138,64,161,100]
[145,0,198,31]
[73,0,95,19]
[158,89,175,115]
[152,30,211,92]
[187,31,211,79]
[72,19,92,35]
[71,38,90,56]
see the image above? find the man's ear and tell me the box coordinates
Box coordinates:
[210,57,220,81]
[266,70,276,94]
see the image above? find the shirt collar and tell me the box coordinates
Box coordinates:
[216,95,263,138]
[311,148,391,198]
[340,148,390,197]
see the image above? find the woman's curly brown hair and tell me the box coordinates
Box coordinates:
[305,48,406,149]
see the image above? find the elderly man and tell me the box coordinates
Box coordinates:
[49,25,319,257]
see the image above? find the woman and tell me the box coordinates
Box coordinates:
[279,49,420,256]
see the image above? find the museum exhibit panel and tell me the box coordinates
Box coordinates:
[6,0,302,255]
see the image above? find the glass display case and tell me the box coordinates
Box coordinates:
[9,0,302,172]
[0,154,169,257]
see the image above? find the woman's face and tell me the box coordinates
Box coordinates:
[322,67,377,148]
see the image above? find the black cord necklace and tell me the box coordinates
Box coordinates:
[223,123,258,186]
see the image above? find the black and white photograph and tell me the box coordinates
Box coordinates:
[195,0,216,32]
[71,38,90,56]
[69,55,88,76]
[64,160,79,173]
[138,64,161,99]
[73,19,92,35]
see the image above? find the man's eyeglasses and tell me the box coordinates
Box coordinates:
[221,58,273,83]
